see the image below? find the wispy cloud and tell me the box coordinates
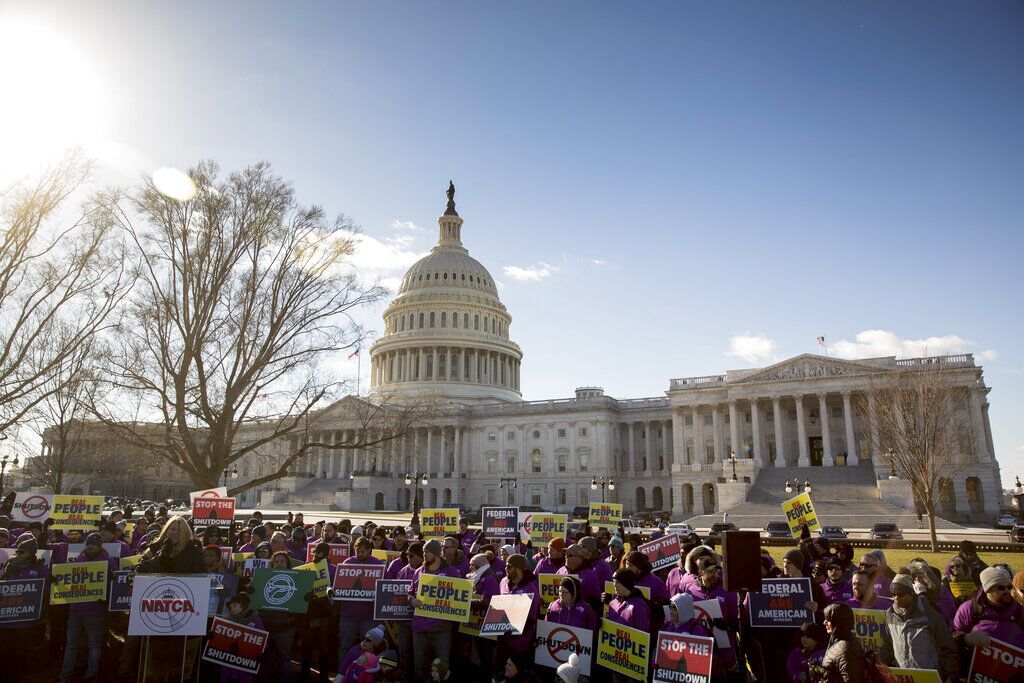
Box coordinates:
[502,262,560,282]
[347,232,428,274]
[391,219,419,230]
[725,334,780,365]
[591,258,607,266]
[828,330,994,361]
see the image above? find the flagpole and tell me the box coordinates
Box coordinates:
[357,350,361,396]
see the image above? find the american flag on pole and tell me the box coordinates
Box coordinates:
[816,336,826,349]
[347,347,360,359]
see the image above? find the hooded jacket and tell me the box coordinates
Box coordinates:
[880,595,957,679]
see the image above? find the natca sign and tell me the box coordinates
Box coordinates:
[128,575,211,636]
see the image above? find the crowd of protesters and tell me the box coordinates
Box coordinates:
[0,498,1023,683]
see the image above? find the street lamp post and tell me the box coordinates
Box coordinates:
[498,476,518,505]
[591,476,615,503]
[222,464,238,488]
[803,479,812,493]
[0,453,19,494]
[785,479,793,495]
[728,451,738,482]
[405,472,429,526]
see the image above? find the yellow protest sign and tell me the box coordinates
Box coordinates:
[539,572,577,613]
[948,582,977,601]
[119,554,143,570]
[588,503,623,529]
[597,619,649,680]
[232,552,253,570]
[50,561,108,604]
[603,581,650,617]
[123,522,135,539]
[414,572,472,623]
[419,508,459,539]
[296,559,330,599]
[852,609,887,651]
[49,495,104,530]
[887,669,941,683]
[371,549,402,564]
[782,491,820,537]
[458,610,497,639]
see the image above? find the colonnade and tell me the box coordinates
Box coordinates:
[370,346,521,391]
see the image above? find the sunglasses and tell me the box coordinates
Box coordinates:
[990,584,1013,592]
[859,562,878,569]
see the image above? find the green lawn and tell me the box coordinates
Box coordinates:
[764,547,1024,574]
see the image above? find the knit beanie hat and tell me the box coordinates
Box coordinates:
[84,533,102,548]
[608,535,624,549]
[960,540,977,555]
[499,544,514,555]
[228,592,251,609]
[548,537,566,552]
[800,622,828,645]
[890,573,915,595]
[670,593,695,622]
[252,525,268,540]
[559,575,581,601]
[379,650,398,668]
[423,539,442,558]
[430,658,449,676]
[564,543,586,558]
[556,653,581,683]
[980,567,1012,592]
[579,536,598,554]
[364,625,385,646]
[17,535,39,555]
[613,568,638,591]
[783,549,805,568]
[255,541,272,555]
[506,554,529,572]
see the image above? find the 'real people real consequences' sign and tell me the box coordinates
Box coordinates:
[597,619,649,681]
[50,561,108,604]
[413,573,472,623]
[13,494,105,530]
[419,508,460,539]
[782,492,821,537]
[588,503,623,529]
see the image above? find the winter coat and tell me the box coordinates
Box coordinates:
[545,598,597,629]
[880,596,957,679]
[812,638,864,683]
[606,593,650,632]
[557,564,601,604]
[139,539,205,574]
[408,561,461,632]
[498,574,540,652]
[822,579,852,604]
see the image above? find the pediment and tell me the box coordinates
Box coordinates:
[314,394,376,420]
[734,354,883,384]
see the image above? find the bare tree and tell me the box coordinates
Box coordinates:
[90,161,429,494]
[862,360,976,551]
[0,151,130,439]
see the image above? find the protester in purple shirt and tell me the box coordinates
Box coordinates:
[534,537,565,575]
[822,561,853,604]
[337,536,385,660]
[493,554,540,680]
[442,536,469,577]
[785,623,828,683]
[557,544,601,606]
[579,536,613,585]
[844,570,894,611]
[952,567,1024,648]
[604,568,651,632]
[60,534,110,682]
[686,555,740,668]
[287,527,309,563]
[545,575,597,630]
[623,550,669,605]
[238,525,268,554]
[457,519,476,556]
[407,539,460,681]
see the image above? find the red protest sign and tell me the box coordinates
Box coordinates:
[332,563,385,601]
[969,637,1024,682]
[654,631,714,683]
[638,535,681,572]
[202,616,269,675]
[306,543,350,564]
[191,497,235,529]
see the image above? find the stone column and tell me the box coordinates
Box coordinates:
[569,421,577,474]
[454,426,461,477]
[549,423,556,476]
[417,349,425,381]
[842,391,859,465]
[693,406,704,465]
[728,400,740,458]
[644,421,652,474]
[751,399,763,464]
[672,409,685,468]
[795,395,810,466]
[818,393,833,466]
[969,390,990,460]
[660,420,669,472]
[712,404,723,464]
[867,391,881,459]
[772,396,785,467]
[627,422,636,472]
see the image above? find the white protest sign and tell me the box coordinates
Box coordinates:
[128,574,210,636]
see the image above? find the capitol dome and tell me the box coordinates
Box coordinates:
[369,183,523,403]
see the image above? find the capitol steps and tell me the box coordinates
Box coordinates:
[269,477,343,510]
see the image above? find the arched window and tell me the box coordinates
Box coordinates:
[441,312,447,327]
[464,313,469,328]
[506,455,515,473]
[429,312,435,327]
[418,313,424,328]
[461,273,465,280]
[531,449,543,473]
[474,315,479,330]
[443,272,448,280]
[452,312,458,328]
[400,317,405,331]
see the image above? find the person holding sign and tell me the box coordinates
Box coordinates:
[601,568,650,683]
[952,566,1024,651]
[59,533,110,683]
[337,536,386,657]
[545,575,597,629]
[877,573,957,680]
[0,534,48,662]
[459,552,501,681]
[685,556,740,669]
[557,544,601,607]
[491,554,540,680]
[406,539,461,681]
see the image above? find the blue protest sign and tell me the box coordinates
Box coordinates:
[0,578,46,624]
[109,570,134,612]
[747,577,814,627]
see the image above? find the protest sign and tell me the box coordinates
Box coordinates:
[597,619,649,681]
[886,669,941,683]
[189,487,228,503]
[748,577,814,627]
[249,568,313,614]
[128,574,211,636]
[123,522,135,539]
[603,581,650,617]
[202,616,269,675]
[414,573,472,623]
[373,579,413,620]
[782,491,820,537]
[68,542,123,559]
[534,621,593,676]
[306,542,350,564]
[295,560,330,599]
[419,508,459,539]
[371,549,401,564]
[638,534,681,572]
[948,582,977,601]
[481,593,534,636]
[589,502,623,529]
[120,554,143,570]
[48,495,104,530]
[539,572,576,613]
[852,609,887,652]
[50,561,108,604]
[482,506,519,539]
[694,599,730,650]
[11,493,53,524]
[458,610,497,639]
[109,570,134,612]
[243,558,269,577]
[968,636,1024,682]
[654,631,715,683]
[332,563,386,601]
[231,552,251,569]
[519,512,568,545]
[191,496,235,530]
[0,578,46,624]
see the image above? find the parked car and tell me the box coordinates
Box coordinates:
[819,526,849,540]
[870,522,903,541]
[667,522,695,537]
[567,521,587,537]
[1008,525,1024,544]
[571,506,590,520]
[707,522,738,541]
[517,505,547,514]
[452,504,481,525]
[763,521,791,538]
[995,514,1017,530]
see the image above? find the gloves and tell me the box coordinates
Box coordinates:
[712,618,728,629]
[601,592,613,604]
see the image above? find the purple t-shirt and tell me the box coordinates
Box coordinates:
[546,598,598,629]
[408,562,461,632]
[607,594,650,631]
[952,595,1024,644]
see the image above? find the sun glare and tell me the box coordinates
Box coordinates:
[0,17,104,175]
[152,167,197,201]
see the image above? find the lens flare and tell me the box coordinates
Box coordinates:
[152,167,197,201]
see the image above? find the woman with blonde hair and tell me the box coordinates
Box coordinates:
[138,516,204,574]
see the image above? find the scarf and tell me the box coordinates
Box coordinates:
[467,561,491,588]
[1,553,34,579]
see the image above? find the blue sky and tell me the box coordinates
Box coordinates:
[2,2,1023,480]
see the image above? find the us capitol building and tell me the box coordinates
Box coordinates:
[45,185,1003,523]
